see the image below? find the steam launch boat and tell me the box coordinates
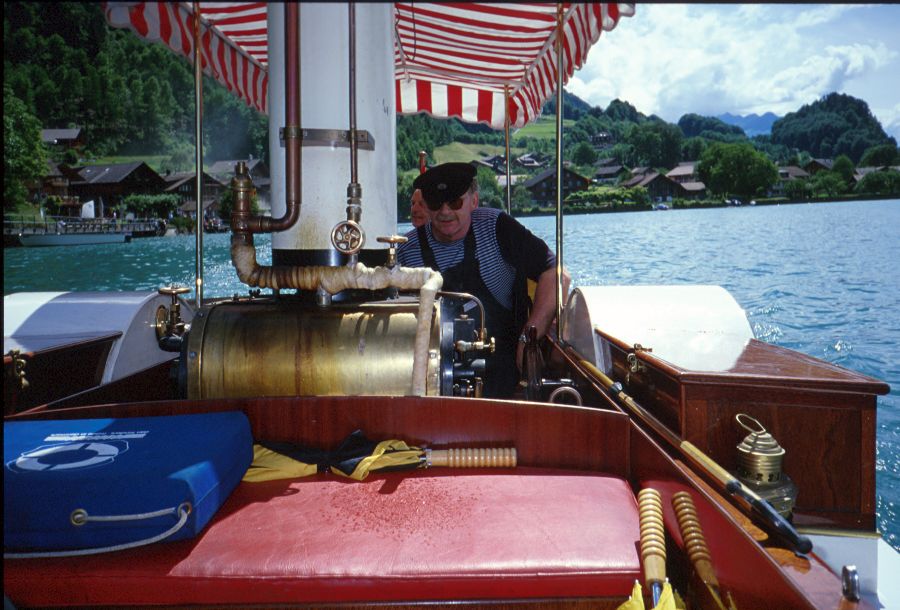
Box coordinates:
[3,3,896,609]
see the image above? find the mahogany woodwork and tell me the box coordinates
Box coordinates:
[3,334,117,414]
[598,330,887,530]
[5,391,864,609]
[5,396,632,476]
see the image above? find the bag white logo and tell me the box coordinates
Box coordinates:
[7,441,128,473]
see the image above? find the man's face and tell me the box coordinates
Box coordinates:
[428,189,478,243]
[410,189,428,228]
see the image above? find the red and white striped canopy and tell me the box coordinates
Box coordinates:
[103,2,634,129]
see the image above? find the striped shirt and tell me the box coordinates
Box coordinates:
[397,208,554,309]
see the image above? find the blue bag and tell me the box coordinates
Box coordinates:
[4,411,252,554]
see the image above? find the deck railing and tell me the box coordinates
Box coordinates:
[3,215,163,237]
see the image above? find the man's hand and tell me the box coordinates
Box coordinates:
[516,266,571,370]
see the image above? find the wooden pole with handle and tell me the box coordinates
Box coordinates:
[567,348,813,555]
[639,488,666,606]
[673,491,736,610]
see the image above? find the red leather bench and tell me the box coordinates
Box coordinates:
[4,468,641,606]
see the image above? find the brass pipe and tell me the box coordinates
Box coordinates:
[504,84,512,215]
[554,3,565,337]
[233,2,300,236]
[192,1,204,306]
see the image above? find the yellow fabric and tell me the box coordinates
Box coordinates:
[243,444,317,482]
[617,581,645,610]
[652,581,680,610]
[333,439,423,481]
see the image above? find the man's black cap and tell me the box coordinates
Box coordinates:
[415,162,476,206]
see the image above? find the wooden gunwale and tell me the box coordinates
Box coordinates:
[555,342,876,610]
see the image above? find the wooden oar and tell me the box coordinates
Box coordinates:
[568,350,813,555]
[639,488,667,606]
[673,491,737,610]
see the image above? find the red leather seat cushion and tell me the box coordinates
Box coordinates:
[4,468,641,606]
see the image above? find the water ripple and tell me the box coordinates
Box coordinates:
[5,200,900,550]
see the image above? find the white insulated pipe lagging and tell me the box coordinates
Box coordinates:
[232,243,442,396]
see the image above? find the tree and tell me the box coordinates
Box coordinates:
[681,137,708,162]
[854,170,900,196]
[831,155,855,186]
[475,166,503,208]
[626,120,682,168]
[677,113,744,138]
[4,86,47,210]
[122,194,180,218]
[510,184,532,211]
[771,92,896,163]
[571,141,598,166]
[396,171,417,220]
[784,179,811,200]
[809,171,847,198]
[697,142,778,199]
[859,144,900,167]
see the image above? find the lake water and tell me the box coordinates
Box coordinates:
[5,198,899,548]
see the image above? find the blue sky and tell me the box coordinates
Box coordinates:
[568,4,900,140]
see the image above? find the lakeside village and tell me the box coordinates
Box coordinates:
[6,125,900,247]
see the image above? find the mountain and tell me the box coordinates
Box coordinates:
[771,92,896,163]
[717,112,780,137]
[542,90,593,121]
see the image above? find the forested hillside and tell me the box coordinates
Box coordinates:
[4,1,899,213]
[771,93,895,163]
[4,2,266,165]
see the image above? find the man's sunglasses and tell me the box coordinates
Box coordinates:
[425,196,465,212]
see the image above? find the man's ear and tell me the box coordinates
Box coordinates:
[472,192,479,208]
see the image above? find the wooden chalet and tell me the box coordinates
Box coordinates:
[665,163,707,199]
[66,162,166,218]
[515,152,548,169]
[471,155,507,174]
[804,158,833,175]
[770,166,811,196]
[593,164,629,185]
[40,128,84,151]
[523,166,591,206]
[163,171,226,219]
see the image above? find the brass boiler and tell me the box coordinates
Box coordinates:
[185,298,442,398]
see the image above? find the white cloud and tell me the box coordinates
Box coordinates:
[878,103,900,142]
[570,4,900,126]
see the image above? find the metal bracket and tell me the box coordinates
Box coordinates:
[6,349,29,391]
[627,343,652,374]
[279,127,375,150]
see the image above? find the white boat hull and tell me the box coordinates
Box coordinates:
[17,232,130,247]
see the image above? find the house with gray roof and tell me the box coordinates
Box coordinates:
[66,162,166,218]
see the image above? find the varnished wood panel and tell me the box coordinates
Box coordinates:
[3,336,116,414]
[681,383,875,528]
[596,330,881,530]
[5,396,632,476]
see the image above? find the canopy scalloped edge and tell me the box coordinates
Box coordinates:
[102,2,634,130]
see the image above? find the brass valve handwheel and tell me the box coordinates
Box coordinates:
[156,285,190,340]
[331,220,365,255]
[159,285,190,297]
[376,235,409,246]
[377,235,408,268]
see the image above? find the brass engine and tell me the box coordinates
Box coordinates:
[178,295,488,399]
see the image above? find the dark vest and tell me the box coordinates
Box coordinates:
[417,225,526,398]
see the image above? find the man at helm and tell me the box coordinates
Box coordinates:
[397,162,569,398]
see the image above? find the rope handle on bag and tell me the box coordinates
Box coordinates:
[4,502,192,559]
